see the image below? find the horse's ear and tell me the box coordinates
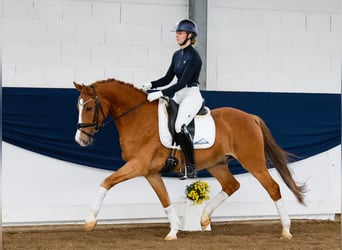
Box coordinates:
[73,81,83,92]
[74,82,93,96]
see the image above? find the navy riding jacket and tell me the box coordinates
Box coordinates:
[151,45,202,98]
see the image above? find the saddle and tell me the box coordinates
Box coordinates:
[160,97,213,173]
[165,97,208,141]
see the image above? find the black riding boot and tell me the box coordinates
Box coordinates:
[175,125,197,179]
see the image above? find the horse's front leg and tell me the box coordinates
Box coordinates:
[84,159,142,231]
[84,186,107,230]
[145,174,180,240]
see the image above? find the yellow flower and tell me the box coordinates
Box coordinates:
[185,180,210,205]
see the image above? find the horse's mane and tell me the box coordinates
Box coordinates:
[92,78,146,95]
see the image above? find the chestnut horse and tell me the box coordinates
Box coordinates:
[73,78,305,240]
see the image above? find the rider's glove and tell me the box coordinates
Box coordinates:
[147,91,163,102]
[141,82,152,92]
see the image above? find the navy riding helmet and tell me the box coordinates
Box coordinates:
[173,19,198,36]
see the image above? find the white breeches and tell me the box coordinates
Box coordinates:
[173,86,203,133]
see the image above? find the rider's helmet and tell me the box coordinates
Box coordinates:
[174,19,198,37]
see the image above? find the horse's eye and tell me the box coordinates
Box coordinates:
[86,106,93,111]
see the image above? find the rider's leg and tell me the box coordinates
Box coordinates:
[174,87,203,134]
[174,87,202,179]
[175,125,197,179]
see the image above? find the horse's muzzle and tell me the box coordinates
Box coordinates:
[75,129,94,147]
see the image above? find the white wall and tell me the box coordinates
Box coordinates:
[2,0,342,92]
[1,0,341,225]
[1,0,187,87]
[207,0,342,92]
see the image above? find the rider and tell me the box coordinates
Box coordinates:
[142,19,204,179]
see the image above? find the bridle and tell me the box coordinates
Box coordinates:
[77,85,146,137]
[77,86,106,137]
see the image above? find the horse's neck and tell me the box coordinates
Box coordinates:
[97,81,157,159]
[98,82,148,121]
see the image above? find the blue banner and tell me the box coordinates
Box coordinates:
[2,87,341,177]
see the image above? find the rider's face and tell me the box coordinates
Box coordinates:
[176,31,189,45]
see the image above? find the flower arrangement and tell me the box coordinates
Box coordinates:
[185,180,210,205]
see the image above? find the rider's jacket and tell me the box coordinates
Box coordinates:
[151,45,202,98]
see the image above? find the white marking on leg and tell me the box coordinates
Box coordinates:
[203,191,229,215]
[84,186,107,231]
[86,187,107,222]
[164,205,180,240]
[201,191,228,231]
[91,187,107,216]
[274,198,293,239]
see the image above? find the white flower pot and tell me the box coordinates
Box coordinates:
[181,199,211,231]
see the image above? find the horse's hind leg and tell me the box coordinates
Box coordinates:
[241,158,292,239]
[255,169,292,239]
[201,163,240,231]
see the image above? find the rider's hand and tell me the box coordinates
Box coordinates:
[147,91,163,102]
[141,82,152,91]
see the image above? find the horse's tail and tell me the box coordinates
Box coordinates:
[255,116,306,205]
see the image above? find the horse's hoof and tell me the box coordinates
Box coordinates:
[281,233,293,239]
[164,235,177,240]
[200,212,211,231]
[201,225,208,231]
[84,220,97,231]
[281,227,293,239]
[164,229,178,240]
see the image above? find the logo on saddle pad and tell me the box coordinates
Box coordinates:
[158,99,216,149]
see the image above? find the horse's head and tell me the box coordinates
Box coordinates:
[74,82,108,147]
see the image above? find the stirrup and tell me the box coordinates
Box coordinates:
[179,165,197,180]
[187,169,198,178]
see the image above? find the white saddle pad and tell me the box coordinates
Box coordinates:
[158,99,215,149]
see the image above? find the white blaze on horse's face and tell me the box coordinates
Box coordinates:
[75,98,86,146]
[75,97,96,147]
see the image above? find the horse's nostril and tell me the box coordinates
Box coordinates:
[80,139,88,147]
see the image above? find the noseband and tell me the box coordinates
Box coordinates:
[77,86,106,137]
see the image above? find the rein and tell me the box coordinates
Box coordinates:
[77,85,146,137]
[112,100,146,120]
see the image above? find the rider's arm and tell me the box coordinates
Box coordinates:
[161,51,201,97]
[151,53,176,89]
